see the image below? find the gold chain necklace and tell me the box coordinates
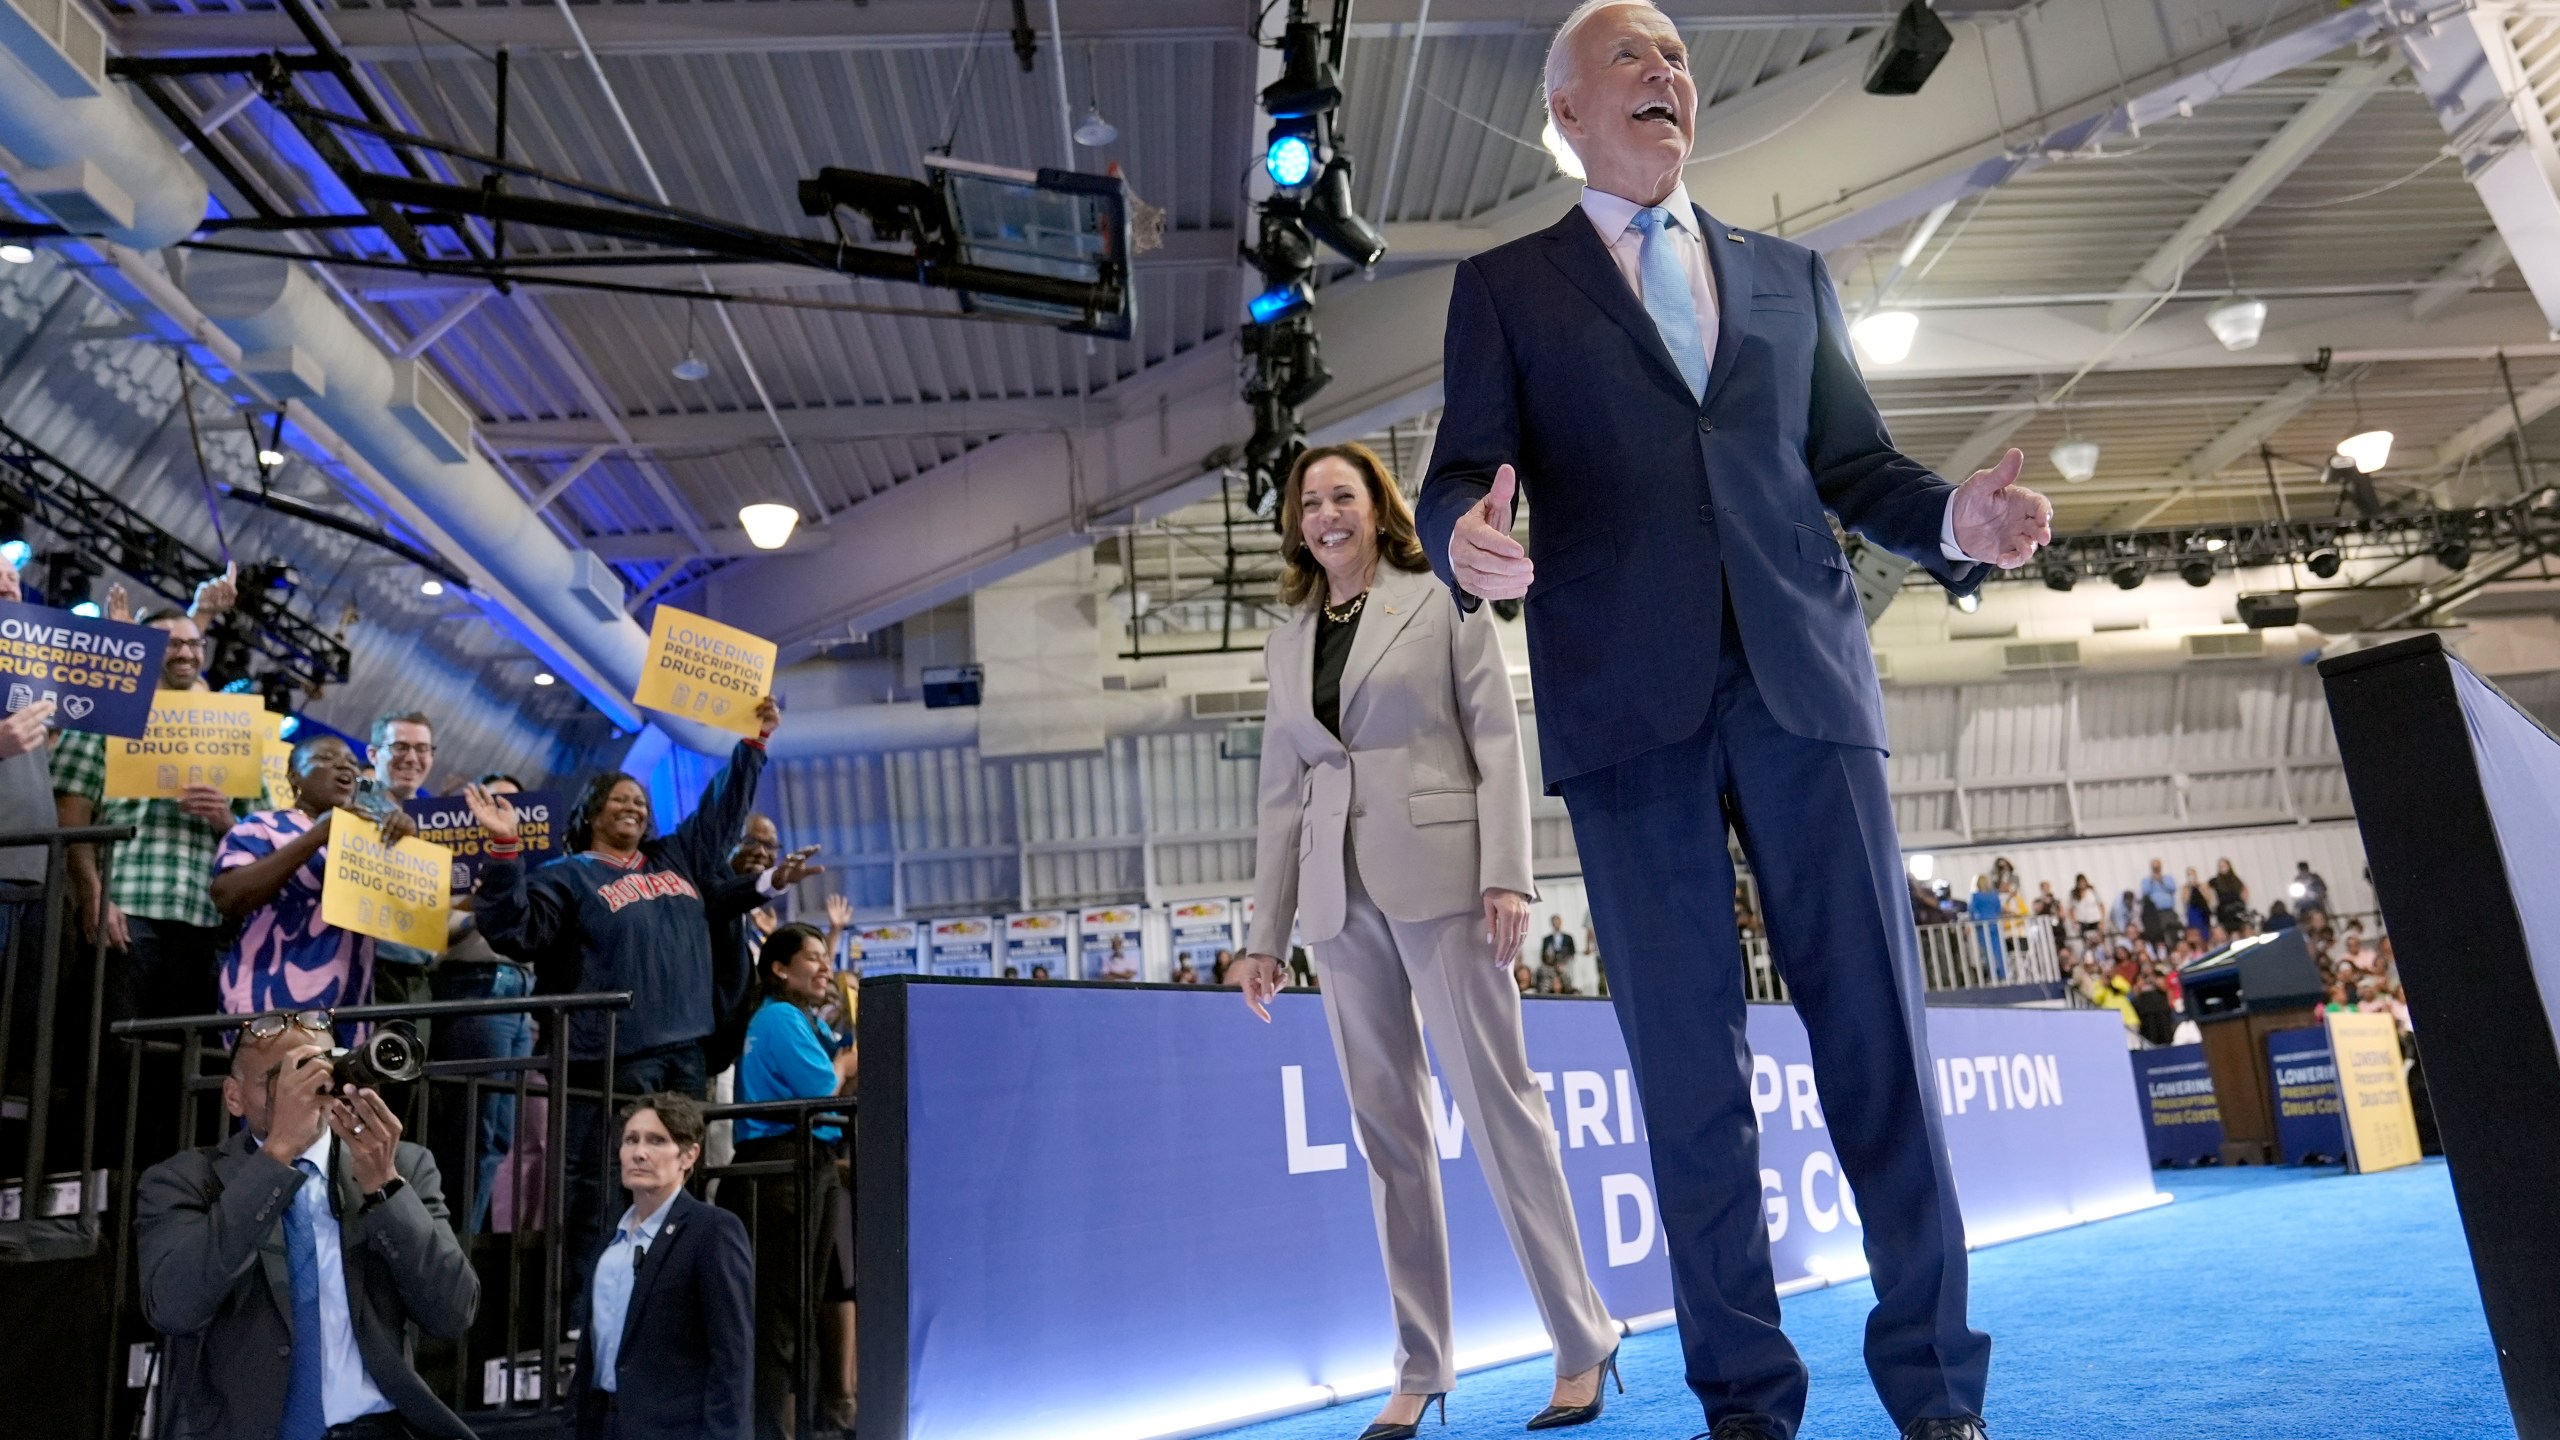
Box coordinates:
[1322,590,1369,624]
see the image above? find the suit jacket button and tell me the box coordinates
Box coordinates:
[277,1345,290,1358]
[1350,805,1365,818]
[1697,417,1714,433]
[1697,504,1714,524]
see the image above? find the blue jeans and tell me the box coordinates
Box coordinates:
[428,961,537,1232]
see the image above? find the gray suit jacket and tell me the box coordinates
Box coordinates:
[1247,563,1537,958]
[136,1127,480,1440]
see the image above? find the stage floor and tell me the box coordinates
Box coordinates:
[1206,1159,2512,1440]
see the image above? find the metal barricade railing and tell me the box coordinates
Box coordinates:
[701,1092,858,1439]
[0,823,131,1271]
[1742,916,2063,1004]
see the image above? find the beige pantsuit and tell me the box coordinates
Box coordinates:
[1248,564,1617,1394]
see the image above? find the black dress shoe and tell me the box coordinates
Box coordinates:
[1902,1419,1988,1440]
[1689,1417,1787,1440]
[1356,1392,1446,1440]
[1524,1344,1622,1430]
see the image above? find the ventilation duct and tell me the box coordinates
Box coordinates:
[174,249,733,755]
[0,9,206,248]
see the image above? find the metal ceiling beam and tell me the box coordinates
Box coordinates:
[2099,55,2400,332]
[2401,6,2560,334]
[343,229,1240,300]
[109,0,2032,59]
[1383,0,2394,264]
[587,527,833,561]
[2430,364,2560,472]
[486,395,1122,451]
[2166,374,2333,482]
[1935,392,2039,478]
[2412,230,2512,322]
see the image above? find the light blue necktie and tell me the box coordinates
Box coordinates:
[1630,206,1708,400]
[282,1159,328,1440]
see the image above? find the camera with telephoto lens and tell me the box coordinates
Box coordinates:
[328,1022,425,1089]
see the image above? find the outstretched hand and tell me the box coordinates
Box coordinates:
[1948,448,2053,569]
[1449,465,1533,600]
[460,782,521,844]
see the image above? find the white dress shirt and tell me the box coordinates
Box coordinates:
[589,1192,678,1392]
[1578,182,1982,565]
[269,1129,396,1426]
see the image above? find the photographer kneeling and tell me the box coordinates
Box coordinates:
[136,1009,478,1440]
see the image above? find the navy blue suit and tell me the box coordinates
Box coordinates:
[1418,203,1992,1434]
[570,1188,755,1440]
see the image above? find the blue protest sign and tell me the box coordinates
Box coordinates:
[2266,1026,2348,1164]
[2129,1044,2224,1166]
[0,600,168,738]
[403,790,563,892]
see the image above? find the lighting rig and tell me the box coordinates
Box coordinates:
[0,418,350,689]
[1984,487,2560,624]
[45,0,1137,338]
[1236,0,1390,517]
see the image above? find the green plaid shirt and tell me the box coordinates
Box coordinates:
[49,728,242,930]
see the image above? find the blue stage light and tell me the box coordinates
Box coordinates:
[279,715,301,739]
[0,540,28,571]
[1248,282,1312,324]
[70,600,101,618]
[1264,131,1316,189]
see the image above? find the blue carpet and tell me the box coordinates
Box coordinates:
[1204,1159,2513,1440]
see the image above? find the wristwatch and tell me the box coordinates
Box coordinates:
[359,1176,407,1213]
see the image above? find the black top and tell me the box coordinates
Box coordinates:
[1312,600,1362,737]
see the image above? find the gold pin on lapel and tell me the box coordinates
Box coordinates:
[1725,231,1745,243]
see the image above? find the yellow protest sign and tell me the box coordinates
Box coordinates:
[2326,1010,2422,1174]
[261,713,295,811]
[319,809,452,953]
[632,605,775,737]
[102,691,268,799]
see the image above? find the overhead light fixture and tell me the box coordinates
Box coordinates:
[2335,429,2393,474]
[1248,281,1313,324]
[2205,296,2267,352]
[1949,590,1980,613]
[738,502,800,550]
[1862,0,1954,96]
[2111,559,2146,590]
[2202,536,2228,552]
[2180,557,2214,587]
[1263,127,1318,189]
[1541,118,1586,181]
[2305,546,2343,579]
[1073,104,1118,148]
[0,540,28,572]
[1304,155,1387,267]
[2050,438,2099,483]
[70,600,101,618]
[533,671,556,687]
[2041,558,2077,592]
[419,579,445,597]
[671,352,711,382]
[1260,20,1342,119]
[0,243,33,265]
[1849,310,1919,366]
[257,446,287,468]
[2434,539,2472,572]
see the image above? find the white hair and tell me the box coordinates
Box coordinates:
[1541,0,1671,109]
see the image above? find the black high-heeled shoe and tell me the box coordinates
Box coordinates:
[1524,1344,1622,1430]
[1357,1391,1447,1440]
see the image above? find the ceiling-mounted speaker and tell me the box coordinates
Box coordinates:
[1864,0,1954,96]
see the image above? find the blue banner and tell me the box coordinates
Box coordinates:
[2267,1026,2347,1164]
[403,790,562,892]
[895,987,2158,1440]
[0,600,167,738]
[2128,1045,2223,1166]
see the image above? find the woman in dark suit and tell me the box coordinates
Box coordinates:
[571,1092,754,1440]
[1238,443,1621,1438]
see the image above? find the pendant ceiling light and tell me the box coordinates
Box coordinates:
[1849,310,1919,366]
[2050,437,2100,483]
[739,502,801,550]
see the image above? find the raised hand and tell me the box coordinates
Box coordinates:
[105,582,134,623]
[1949,448,2053,569]
[460,782,521,844]
[1449,464,1534,600]
[755,694,781,741]
[825,893,854,929]
[191,562,239,621]
[0,697,54,759]
[771,843,824,889]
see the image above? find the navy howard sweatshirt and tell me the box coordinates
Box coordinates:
[478,738,766,1060]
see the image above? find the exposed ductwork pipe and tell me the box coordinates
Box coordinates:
[174,250,735,754]
[765,692,1197,760]
[0,8,207,249]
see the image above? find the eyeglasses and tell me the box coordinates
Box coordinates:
[382,742,436,757]
[237,1008,333,1043]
